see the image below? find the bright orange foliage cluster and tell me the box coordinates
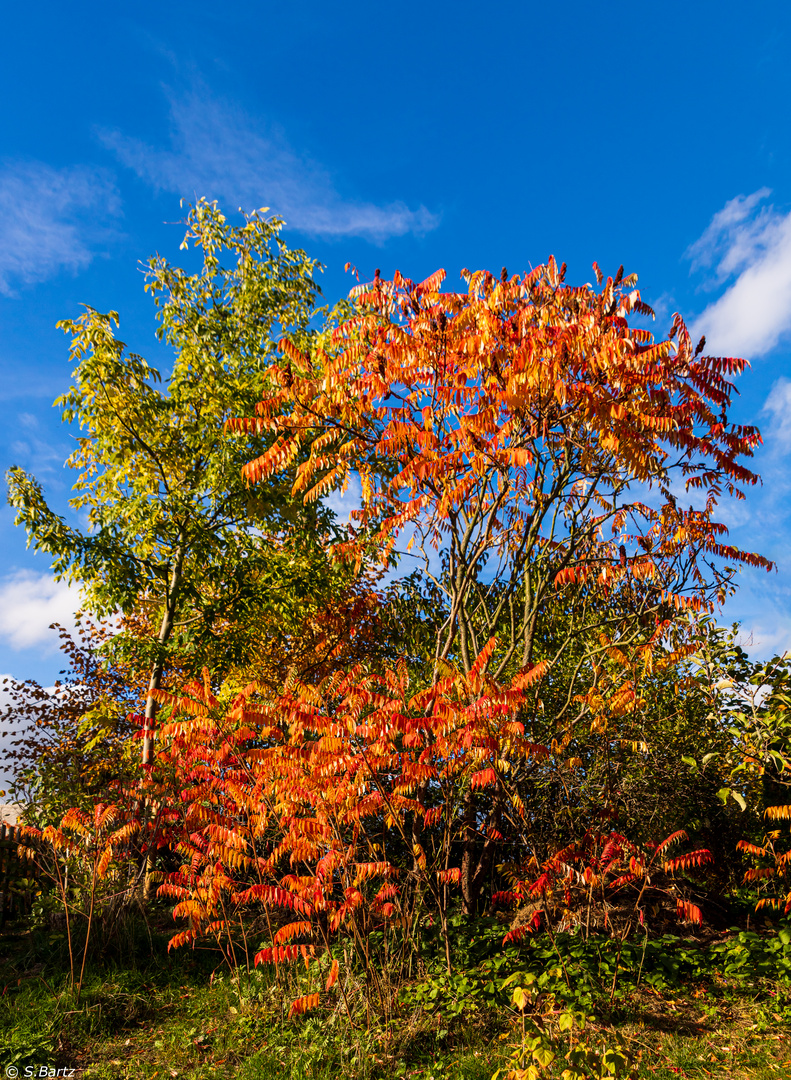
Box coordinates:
[237,259,769,627]
[500,826,713,942]
[737,808,791,914]
[147,638,546,966]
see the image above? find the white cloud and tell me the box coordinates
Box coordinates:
[0,676,81,797]
[10,413,70,479]
[0,676,19,793]
[740,620,791,659]
[762,377,791,455]
[100,87,438,243]
[687,189,791,359]
[0,572,81,650]
[709,379,791,658]
[686,188,774,281]
[0,160,120,295]
[722,573,791,660]
[323,472,363,525]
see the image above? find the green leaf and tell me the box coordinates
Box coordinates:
[558,1012,574,1032]
[532,1045,555,1068]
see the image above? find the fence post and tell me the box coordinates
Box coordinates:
[0,823,10,926]
[0,823,36,926]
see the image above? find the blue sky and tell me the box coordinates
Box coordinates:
[1,0,791,686]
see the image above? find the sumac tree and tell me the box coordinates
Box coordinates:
[146,258,771,1007]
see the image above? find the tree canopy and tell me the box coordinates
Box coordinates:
[6,200,343,757]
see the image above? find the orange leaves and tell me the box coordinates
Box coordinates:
[177,259,776,979]
[676,899,703,925]
[554,565,590,588]
[509,447,533,467]
[36,802,142,884]
[233,259,770,613]
[503,916,540,944]
[511,661,549,692]
[467,636,498,691]
[504,826,714,940]
[743,867,776,882]
[231,884,302,910]
[353,861,397,884]
[325,958,339,990]
[737,841,768,857]
[663,849,714,874]
[343,887,365,908]
[96,844,116,879]
[655,830,689,857]
[242,435,301,487]
[62,803,118,836]
[738,826,791,912]
[279,337,310,370]
[373,882,399,904]
[168,929,198,950]
[627,856,645,878]
[273,921,313,944]
[255,944,315,965]
[470,767,497,791]
[288,993,320,1018]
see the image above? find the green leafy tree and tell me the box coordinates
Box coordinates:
[6,199,332,764]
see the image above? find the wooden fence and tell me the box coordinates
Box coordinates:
[0,822,39,926]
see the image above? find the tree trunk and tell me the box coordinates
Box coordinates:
[141,535,186,900]
[461,786,476,915]
[141,536,186,765]
[462,789,503,916]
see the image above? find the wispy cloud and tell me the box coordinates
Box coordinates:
[708,375,791,657]
[687,189,791,358]
[9,412,70,481]
[0,160,120,295]
[0,572,81,650]
[100,87,438,243]
[736,615,791,659]
[762,377,791,455]
[719,377,791,534]
[323,473,362,526]
[0,373,71,402]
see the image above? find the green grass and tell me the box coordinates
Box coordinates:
[2,919,791,1079]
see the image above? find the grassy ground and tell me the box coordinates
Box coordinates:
[2,917,791,1079]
